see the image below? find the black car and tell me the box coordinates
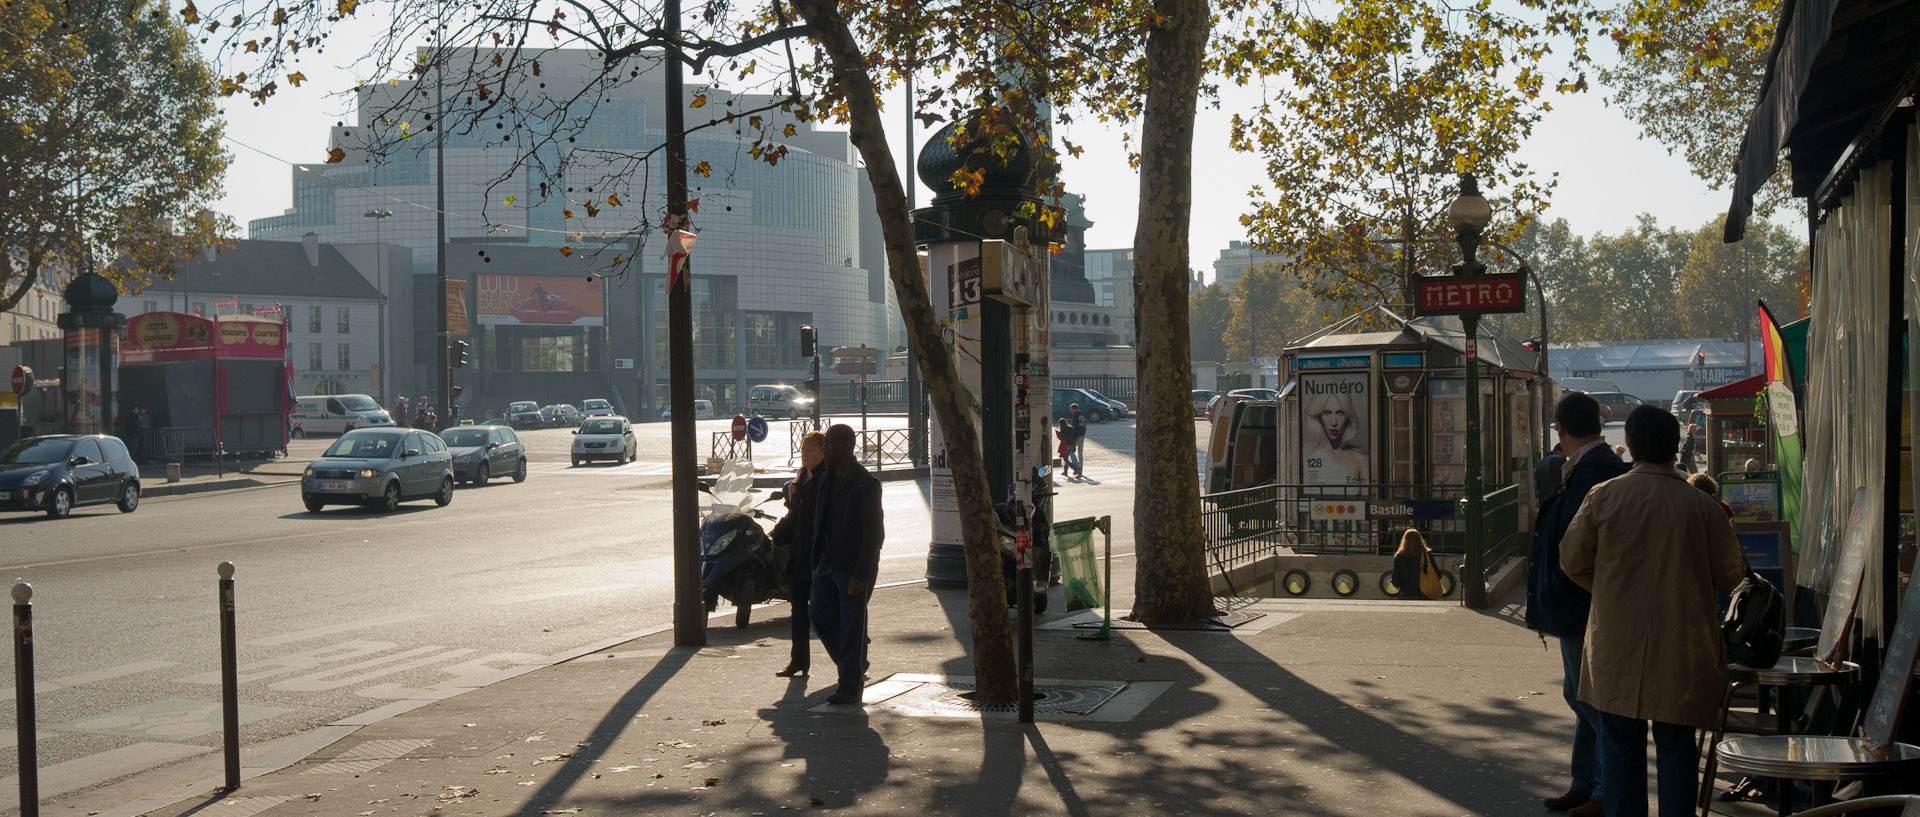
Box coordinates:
[0,434,142,519]
[440,425,528,486]
[507,401,544,429]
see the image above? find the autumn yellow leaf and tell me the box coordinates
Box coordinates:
[686,198,699,213]
[325,147,345,163]
[689,94,708,108]
[503,196,517,206]
[244,40,259,53]
[559,246,573,257]
[181,2,199,23]
[271,7,286,25]
[584,202,599,217]
[337,0,358,16]
[607,193,621,206]
[563,210,574,219]
[693,161,712,177]
[287,72,306,87]
[782,124,796,137]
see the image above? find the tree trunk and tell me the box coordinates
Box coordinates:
[1130,0,1218,626]
[793,0,1017,700]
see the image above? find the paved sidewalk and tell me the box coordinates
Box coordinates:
[140,457,307,498]
[113,546,1789,817]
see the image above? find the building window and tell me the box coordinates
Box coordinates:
[337,343,351,370]
[337,307,350,334]
[309,343,322,371]
[143,300,158,314]
[308,306,322,332]
[744,311,807,369]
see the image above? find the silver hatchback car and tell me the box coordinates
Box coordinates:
[302,428,455,513]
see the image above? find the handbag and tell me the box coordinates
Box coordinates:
[1418,553,1445,598]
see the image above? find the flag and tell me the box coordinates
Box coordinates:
[1759,300,1803,547]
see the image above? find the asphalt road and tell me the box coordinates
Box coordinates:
[0,413,1150,812]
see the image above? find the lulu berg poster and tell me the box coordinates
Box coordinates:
[475,274,604,326]
[1301,371,1371,487]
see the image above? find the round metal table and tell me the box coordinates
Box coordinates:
[1711,659,1862,815]
[1716,736,1920,781]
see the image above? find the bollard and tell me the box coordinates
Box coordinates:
[166,462,181,483]
[218,562,239,790]
[14,582,38,817]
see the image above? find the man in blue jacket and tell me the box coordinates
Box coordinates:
[1527,392,1628,817]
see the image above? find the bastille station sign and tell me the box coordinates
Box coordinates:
[1413,271,1528,316]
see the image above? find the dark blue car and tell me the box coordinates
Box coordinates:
[0,434,142,519]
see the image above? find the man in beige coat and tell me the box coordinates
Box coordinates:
[1561,405,1746,817]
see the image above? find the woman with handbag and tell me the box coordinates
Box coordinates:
[770,431,826,677]
[1392,529,1444,599]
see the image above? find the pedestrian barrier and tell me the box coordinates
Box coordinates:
[712,424,913,471]
[162,426,219,462]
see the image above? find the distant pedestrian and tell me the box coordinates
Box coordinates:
[1677,423,1699,473]
[1687,472,1733,518]
[396,396,410,425]
[135,406,151,460]
[770,430,825,678]
[1066,403,1086,477]
[1527,392,1628,817]
[809,424,885,705]
[414,396,430,429]
[1562,405,1745,817]
[1391,528,1433,600]
[1055,418,1073,471]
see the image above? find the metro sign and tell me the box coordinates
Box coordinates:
[1413,272,1528,316]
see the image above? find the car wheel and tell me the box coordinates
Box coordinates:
[1092,409,1108,423]
[514,459,527,483]
[476,462,490,486]
[788,408,798,420]
[378,481,402,513]
[290,427,305,439]
[45,486,72,519]
[116,481,140,513]
[304,495,326,513]
[571,457,582,467]
[435,477,454,507]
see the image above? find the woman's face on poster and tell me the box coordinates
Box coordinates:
[1318,407,1350,444]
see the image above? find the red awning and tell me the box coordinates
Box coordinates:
[1697,373,1767,399]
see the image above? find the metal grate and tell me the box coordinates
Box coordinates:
[877,680,1127,717]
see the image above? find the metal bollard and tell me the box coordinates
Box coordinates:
[14,582,39,817]
[218,562,239,790]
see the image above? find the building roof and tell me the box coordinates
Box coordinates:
[122,239,383,302]
[1550,339,1757,372]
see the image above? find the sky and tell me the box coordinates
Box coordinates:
[209,38,1745,286]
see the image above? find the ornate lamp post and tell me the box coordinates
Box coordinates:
[1447,174,1492,609]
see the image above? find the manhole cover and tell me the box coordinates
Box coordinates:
[1073,610,1265,631]
[879,680,1127,717]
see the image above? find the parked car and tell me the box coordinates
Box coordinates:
[301,427,454,513]
[0,434,141,519]
[291,394,395,437]
[660,400,715,421]
[440,425,528,486]
[748,384,814,419]
[573,416,638,465]
[507,401,544,429]
[1051,387,1116,423]
[1672,390,1703,413]
[1207,388,1278,422]
[1191,390,1218,417]
[581,398,616,418]
[1588,391,1650,423]
[1079,388,1131,420]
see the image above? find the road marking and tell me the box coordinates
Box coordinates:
[52,699,290,740]
[248,613,432,647]
[271,647,475,692]
[0,660,177,701]
[178,640,398,685]
[169,795,294,817]
[301,738,432,775]
[489,583,644,604]
[0,742,212,801]
[525,461,675,476]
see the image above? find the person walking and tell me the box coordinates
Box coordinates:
[1066,403,1087,477]
[414,395,430,429]
[396,396,409,427]
[1526,392,1629,817]
[770,430,826,678]
[808,424,885,705]
[1562,406,1746,817]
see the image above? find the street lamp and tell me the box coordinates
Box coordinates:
[1447,173,1492,609]
[364,209,394,405]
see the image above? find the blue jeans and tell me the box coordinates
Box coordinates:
[1560,637,1606,801]
[1596,711,1698,817]
[809,564,870,698]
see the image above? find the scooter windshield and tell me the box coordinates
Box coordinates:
[709,457,756,512]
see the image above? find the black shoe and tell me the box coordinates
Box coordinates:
[825,692,861,705]
[775,665,807,677]
[1542,792,1590,812]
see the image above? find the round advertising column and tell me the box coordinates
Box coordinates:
[55,273,127,435]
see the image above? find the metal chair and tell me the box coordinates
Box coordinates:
[1787,796,1920,817]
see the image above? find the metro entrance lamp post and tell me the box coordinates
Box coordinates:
[1447,175,1492,609]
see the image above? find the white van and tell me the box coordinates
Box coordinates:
[660,399,714,421]
[292,394,396,437]
[748,384,814,419]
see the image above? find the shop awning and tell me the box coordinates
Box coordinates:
[1697,373,1768,400]
[1724,0,1920,241]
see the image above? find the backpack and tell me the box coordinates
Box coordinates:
[1722,571,1785,669]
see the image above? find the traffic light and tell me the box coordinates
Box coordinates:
[800,325,816,358]
[450,385,464,402]
[451,340,471,368]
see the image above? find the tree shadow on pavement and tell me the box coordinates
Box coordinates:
[508,645,693,817]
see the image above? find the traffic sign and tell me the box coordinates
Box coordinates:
[731,414,748,441]
[833,359,877,376]
[10,366,32,395]
[1412,272,1527,315]
[837,346,880,358]
[746,416,769,443]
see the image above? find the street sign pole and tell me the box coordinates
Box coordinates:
[1462,314,1485,609]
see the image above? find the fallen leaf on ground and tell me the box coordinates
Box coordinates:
[703,778,719,787]
[303,794,323,801]
[524,734,548,742]
[533,753,573,764]
[609,766,640,773]
[541,809,580,815]
[437,787,477,802]
[701,719,726,726]
[484,768,510,775]
[809,797,824,806]
[683,761,710,769]
[462,723,476,728]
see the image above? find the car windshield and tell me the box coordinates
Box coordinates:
[339,395,380,412]
[323,433,399,459]
[2,438,73,465]
[510,402,537,412]
[581,419,622,434]
[442,429,490,447]
[584,400,609,409]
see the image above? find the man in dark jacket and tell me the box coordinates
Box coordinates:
[809,424,885,704]
[1527,392,1629,817]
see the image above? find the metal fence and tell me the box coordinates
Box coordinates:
[161,427,219,462]
[1480,484,1526,568]
[1054,375,1136,404]
[712,425,914,471]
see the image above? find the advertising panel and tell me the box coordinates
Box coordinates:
[475,274,603,326]
[928,243,983,549]
[122,312,215,363]
[213,316,289,359]
[1300,371,1371,487]
[448,279,469,335]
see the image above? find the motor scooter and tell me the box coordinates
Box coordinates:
[699,463,793,627]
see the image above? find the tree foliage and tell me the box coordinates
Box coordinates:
[1219,0,1597,310]
[0,0,229,312]
[1189,282,1233,363]
[1218,264,1329,361]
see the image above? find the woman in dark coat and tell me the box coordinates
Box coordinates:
[1391,528,1432,599]
[770,431,825,677]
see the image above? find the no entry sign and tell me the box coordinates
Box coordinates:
[10,366,31,395]
[731,414,748,441]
